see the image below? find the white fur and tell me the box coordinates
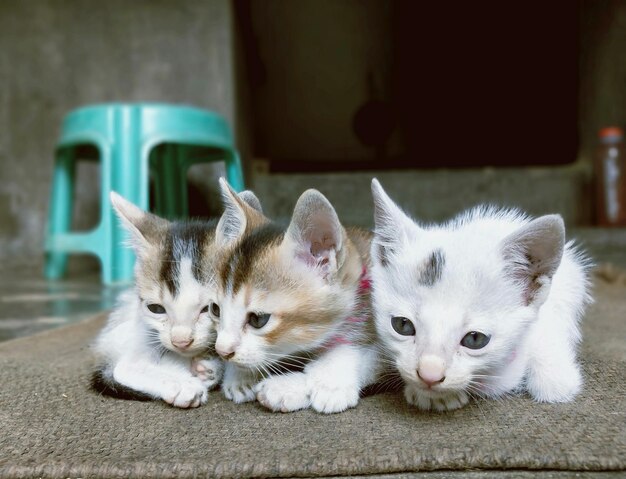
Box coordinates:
[254,344,381,414]
[370,179,591,411]
[94,258,222,408]
[94,192,224,408]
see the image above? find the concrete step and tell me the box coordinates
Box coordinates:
[251,164,593,227]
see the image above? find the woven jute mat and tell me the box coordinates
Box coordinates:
[0,275,624,478]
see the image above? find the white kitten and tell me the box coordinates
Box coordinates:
[92,192,247,408]
[369,179,592,412]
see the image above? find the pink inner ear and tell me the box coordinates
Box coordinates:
[295,239,334,275]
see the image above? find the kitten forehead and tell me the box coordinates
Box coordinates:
[160,220,217,296]
[419,249,445,286]
[220,222,286,294]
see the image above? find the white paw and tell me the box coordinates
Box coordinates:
[404,384,469,412]
[191,357,224,390]
[222,372,257,403]
[309,380,360,414]
[255,373,311,412]
[526,361,582,403]
[161,377,208,409]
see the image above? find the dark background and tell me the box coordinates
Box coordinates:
[238,1,582,171]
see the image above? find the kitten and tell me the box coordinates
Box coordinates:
[213,179,381,413]
[92,190,261,408]
[369,179,591,412]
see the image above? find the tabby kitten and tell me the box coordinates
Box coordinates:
[92,190,261,408]
[213,179,381,413]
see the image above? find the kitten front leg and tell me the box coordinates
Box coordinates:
[255,372,311,412]
[524,307,583,403]
[113,355,208,408]
[191,356,224,390]
[306,344,379,414]
[221,362,259,403]
[525,340,582,403]
[403,383,469,412]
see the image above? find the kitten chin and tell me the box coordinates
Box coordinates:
[370,179,591,412]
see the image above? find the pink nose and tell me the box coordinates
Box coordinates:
[172,338,194,350]
[417,355,446,387]
[417,369,446,387]
[215,344,235,360]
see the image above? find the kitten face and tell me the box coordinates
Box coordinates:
[111,193,221,357]
[213,183,360,371]
[370,179,564,400]
[135,251,220,358]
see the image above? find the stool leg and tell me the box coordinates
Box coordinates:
[44,148,76,279]
[150,147,165,217]
[225,150,245,192]
[176,145,189,217]
[160,143,185,220]
[107,107,143,284]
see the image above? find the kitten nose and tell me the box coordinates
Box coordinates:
[218,350,235,360]
[215,336,238,360]
[171,326,194,350]
[172,337,194,350]
[216,345,235,360]
[417,355,446,387]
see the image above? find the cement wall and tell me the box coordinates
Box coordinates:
[0,0,238,268]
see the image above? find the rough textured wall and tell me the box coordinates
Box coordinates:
[0,0,238,268]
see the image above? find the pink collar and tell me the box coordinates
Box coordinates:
[322,266,370,348]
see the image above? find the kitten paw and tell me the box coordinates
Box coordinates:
[256,373,311,412]
[309,381,360,414]
[526,361,582,403]
[161,377,208,409]
[404,385,469,412]
[222,372,257,403]
[191,357,223,390]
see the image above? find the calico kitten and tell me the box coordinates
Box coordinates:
[92,190,261,408]
[369,179,591,412]
[213,179,380,413]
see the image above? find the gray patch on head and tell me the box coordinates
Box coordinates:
[159,221,215,296]
[376,243,390,267]
[419,249,445,286]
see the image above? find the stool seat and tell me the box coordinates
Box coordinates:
[44,103,245,284]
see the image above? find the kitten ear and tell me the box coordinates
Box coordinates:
[284,189,344,279]
[371,178,419,266]
[216,178,266,246]
[500,214,565,305]
[238,190,263,213]
[110,191,169,252]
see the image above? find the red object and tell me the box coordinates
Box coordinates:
[594,126,626,226]
[599,127,624,139]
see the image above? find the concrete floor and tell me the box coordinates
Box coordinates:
[0,228,623,343]
[0,265,126,342]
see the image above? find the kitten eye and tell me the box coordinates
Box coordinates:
[147,303,166,315]
[461,331,491,349]
[391,316,416,336]
[210,302,221,318]
[200,305,209,314]
[247,312,270,329]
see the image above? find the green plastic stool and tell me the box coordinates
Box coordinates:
[44,103,245,284]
